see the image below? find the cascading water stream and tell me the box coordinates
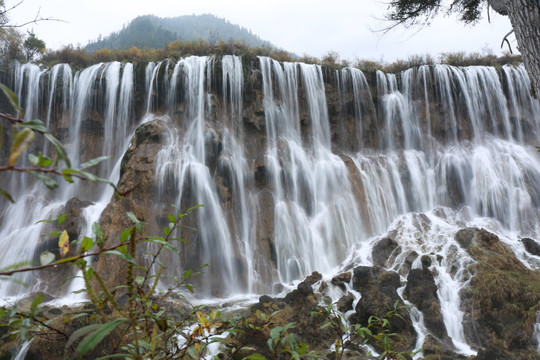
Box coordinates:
[1,56,540,355]
[259,57,365,284]
[0,61,135,300]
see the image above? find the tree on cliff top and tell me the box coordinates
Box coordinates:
[385,0,540,97]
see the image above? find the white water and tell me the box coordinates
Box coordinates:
[2,58,540,354]
[0,61,135,301]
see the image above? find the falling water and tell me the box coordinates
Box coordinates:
[1,56,540,354]
[0,61,135,299]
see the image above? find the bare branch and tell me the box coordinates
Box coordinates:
[501,29,515,53]
[0,2,66,28]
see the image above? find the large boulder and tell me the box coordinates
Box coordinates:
[521,237,540,256]
[403,268,450,346]
[350,266,416,353]
[371,237,400,267]
[456,228,540,358]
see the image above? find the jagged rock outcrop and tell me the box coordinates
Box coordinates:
[94,119,166,294]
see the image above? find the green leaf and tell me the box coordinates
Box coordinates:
[95,355,135,359]
[187,346,199,358]
[80,156,110,169]
[57,214,69,226]
[37,154,53,167]
[77,319,126,355]
[81,237,93,253]
[120,227,133,243]
[19,119,48,133]
[167,214,176,223]
[270,326,282,340]
[69,319,126,356]
[0,188,14,203]
[29,171,58,189]
[103,250,135,264]
[30,294,44,313]
[61,168,99,182]
[9,127,35,165]
[44,133,71,167]
[40,251,55,265]
[29,152,54,168]
[0,84,23,118]
[28,153,39,166]
[126,211,140,225]
[245,354,267,360]
[92,222,104,238]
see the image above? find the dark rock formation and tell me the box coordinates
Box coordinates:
[350,266,416,353]
[372,237,400,267]
[331,271,352,291]
[403,268,450,345]
[522,237,540,256]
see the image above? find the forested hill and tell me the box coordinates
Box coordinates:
[85,14,274,52]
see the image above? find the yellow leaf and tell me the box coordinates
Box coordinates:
[58,230,69,258]
[9,128,35,165]
[196,311,210,330]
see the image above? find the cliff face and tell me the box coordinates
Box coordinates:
[2,56,540,358]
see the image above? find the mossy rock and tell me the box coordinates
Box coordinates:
[455,228,540,355]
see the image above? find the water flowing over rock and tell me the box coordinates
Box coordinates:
[2,56,540,358]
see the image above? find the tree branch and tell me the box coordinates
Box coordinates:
[501,29,514,53]
[0,242,128,277]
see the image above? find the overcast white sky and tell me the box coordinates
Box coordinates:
[7,0,516,62]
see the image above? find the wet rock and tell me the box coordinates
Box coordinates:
[336,292,355,313]
[62,197,94,239]
[253,154,269,187]
[403,268,449,343]
[521,237,540,256]
[422,334,468,360]
[303,271,323,285]
[331,271,352,290]
[420,254,432,269]
[372,237,400,267]
[396,250,419,277]
[350,266,416,353]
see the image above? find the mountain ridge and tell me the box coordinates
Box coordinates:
[85,13,275,52]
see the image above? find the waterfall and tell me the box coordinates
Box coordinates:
[0,61,135,299]
[1,56,540,354]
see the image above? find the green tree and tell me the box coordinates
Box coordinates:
[0,26,23,63]
[385,0,540,97]
[23,30,45,61]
